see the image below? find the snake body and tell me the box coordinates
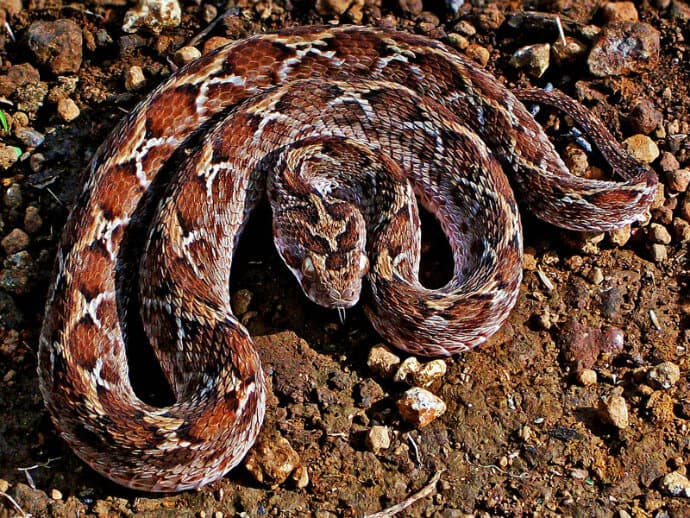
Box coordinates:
[38,25,657,491]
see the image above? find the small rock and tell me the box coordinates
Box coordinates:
[659,152,680,173]
[622,134,659,163]
[394,357,421,384]
[626,99,663,135]
[50,488,63,500]
[0,478,8,492]
[563,143,589,176]
[551,37,587,66]
[588,22,660,77]
[365,425,391,454]
[24,206,42,234]
[0,63,41,97]
[367,345,401,378]
[0,251,35,295]
[668,168,690,192]
[649,223,672,244]
[1,228,29,254]
[0,0,22,15]
[4,183,22,208]
[647,361,681,389]
[576,369,598,386]
[124,66,146,91]
[681,196,690,222]
[477,4,505,31]
[0,143,20,170]
[453,20,476,37]
[15,127,45,148]
[57,97,80,122]
[601,2,639,23]
[244,434,302,487]
[597,390,629,429]
[174,46,202,66]
[661,471,690,498]
[649,243,667,262]
[672,218,690,243]
[466,44,490,67]
[123,0,182,34]
[26,19,83,74]
[396,0,423,15]
[589,267,604,285]
[397,387,447,427]
[510,43,550,78]
[413,359,447,387]
[355,379,385,408]
[608,224,631,246]
[447,33,469,51]
[570,468,590,480]
[231,289,253,316]
[202,3,218,23]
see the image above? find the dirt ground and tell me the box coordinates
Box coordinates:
[1,0,689,516]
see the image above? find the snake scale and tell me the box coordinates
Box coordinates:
[38,25,657,491]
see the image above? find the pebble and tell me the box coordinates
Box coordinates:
[550,37,587,66]
[560,319,624,371]
[587,22,660,77]
[396,0,423,15]
[1,228,30,254]
[14,127,44,149]
[649,243,667,262]
[648,223,672,244]
[661,471,690,498]
[622,134,659,163]
[597,390,629,429]
[365,425,391,454]
[673,218,690,243]
[0,143,20,170]
[626,99,663,135]
[123,0,182,34]
[231,289,253,316]
[509,43,550,78]
[477,4,505,31]
[367,345,401,378]
[15,80,48,114]
[414,359,447,387]
[26,19,83,74]
[447,33,469,51]
[125,66,146,91]
[647,361,681,389]
[23,206,42,234]
[0,63,41,98]
[244,435,303,487]
[601,2,639,23]
[393,357,421,384]
[50,488,63,500]
[659,152,680,173]
[466,44,490,67]
[453,20,476,37]
[589,267,604,285]
[0,0,21,15]
[570,468,590,480]
[397,387,447,427]
[0,251,34,295]
[57,97,80,122]
[0,478,8,492]
[4,183,22,209]
[562,143,589,176]
[576,369,598,386]
[668,168,690,192]
[174,46,202,66]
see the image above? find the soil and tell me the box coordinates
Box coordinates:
[1,0,689,516]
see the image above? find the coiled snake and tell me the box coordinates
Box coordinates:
[38,25,657,491]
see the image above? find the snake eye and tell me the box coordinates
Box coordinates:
[302,256,316,278]
[359,254,369,275]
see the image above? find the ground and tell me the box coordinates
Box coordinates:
[0,0,689,516]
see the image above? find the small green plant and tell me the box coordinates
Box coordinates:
[0,110,8,133]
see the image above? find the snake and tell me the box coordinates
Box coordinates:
[37,25,658,491]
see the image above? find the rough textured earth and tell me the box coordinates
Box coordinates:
[0,0,689,516]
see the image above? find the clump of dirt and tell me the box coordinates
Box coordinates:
[0,0,689,516]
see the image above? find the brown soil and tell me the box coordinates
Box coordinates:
[1,0,689,516]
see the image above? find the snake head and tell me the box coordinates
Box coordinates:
[271,197,369,309]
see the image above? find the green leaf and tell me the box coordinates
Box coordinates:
[11,146,22,158]
[0,110,8,133]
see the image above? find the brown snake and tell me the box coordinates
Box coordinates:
[38,25,657,491]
